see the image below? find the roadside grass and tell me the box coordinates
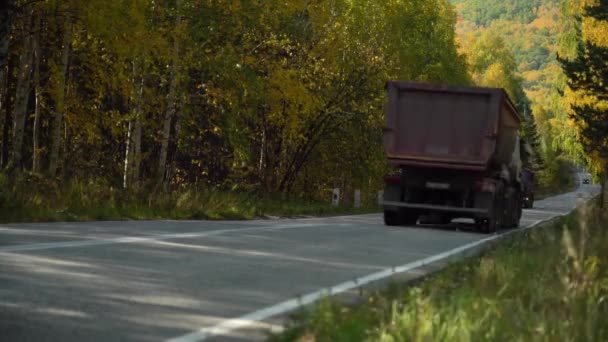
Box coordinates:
[0,164,579,223]
[270,200,608,341]
[0,173,379,223]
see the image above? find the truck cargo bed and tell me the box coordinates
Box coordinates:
[384,82,521,171]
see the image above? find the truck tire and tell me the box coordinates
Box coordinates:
[476,216,497,234]
[505,187,518,228]
[384,210,418,226]
[477,183,504,233]
[384,210,401,226]
[523,193,534,209]
[513,193,523,228]
[506,188,525,228]
[528,194,534,209]
[400,210,419,226]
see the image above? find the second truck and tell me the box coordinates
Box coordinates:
[382,82,526,233]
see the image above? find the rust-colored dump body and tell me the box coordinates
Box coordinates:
[384,82,522,171]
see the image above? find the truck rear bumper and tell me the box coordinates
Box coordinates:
[382,200,489,217]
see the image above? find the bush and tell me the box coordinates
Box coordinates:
[0,174,379,223]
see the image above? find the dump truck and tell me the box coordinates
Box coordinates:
[382,82,524,233]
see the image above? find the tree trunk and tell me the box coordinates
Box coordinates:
[32,17,42,173]
[602,165,608,209]
[1,56,12,168]
[132,97,142,186]
[10,31,34,172]
[0,63,5,166]
[48,25,70,177]
[123,120,132,189]
[258,127,265,180]
[166,114,182,191]
[0,0,14,86]
[158,9,181,187]
[124,60,144,189]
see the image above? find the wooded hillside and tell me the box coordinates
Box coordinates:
[452,0,584,186]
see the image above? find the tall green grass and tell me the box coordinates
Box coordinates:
[0,173,378,223]
[272,200,608,341]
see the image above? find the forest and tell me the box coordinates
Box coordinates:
[0,0,604,220]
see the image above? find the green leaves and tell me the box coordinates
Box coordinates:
[1,0,471,196]
[559,0,608,176]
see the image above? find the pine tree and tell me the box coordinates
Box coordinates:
[558,0,608,204]
[559,7,608,160]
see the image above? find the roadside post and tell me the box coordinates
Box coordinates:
[354,189,361,208]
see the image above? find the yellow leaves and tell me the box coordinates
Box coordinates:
[477,62,521,101]
[522,69,543,84]
[582,17,608,47]
[268,67,318,142]
[529,16,557,31]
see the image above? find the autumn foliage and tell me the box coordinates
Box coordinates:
[0,0,470,201]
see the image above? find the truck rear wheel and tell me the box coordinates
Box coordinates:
[401,210,419,226]
[384,210,401,226]
[504,188,523,228]
[384,210,418,226]
[505,187,516,228]
[526,194,534,209]
[513,193,523,228]
[477,216,497,233]
[477,183,504,233]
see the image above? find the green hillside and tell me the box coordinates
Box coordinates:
[452,0,564,108]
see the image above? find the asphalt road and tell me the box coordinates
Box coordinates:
[0,180,599,342]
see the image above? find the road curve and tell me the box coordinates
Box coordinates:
[0,181,599,341]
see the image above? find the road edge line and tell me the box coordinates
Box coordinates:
[167,208,574,342]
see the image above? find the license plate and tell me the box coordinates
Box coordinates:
[426,182,450,190]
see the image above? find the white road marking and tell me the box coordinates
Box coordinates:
[522,209,569,216]
[167,217,556,342]
[0,223,348,253]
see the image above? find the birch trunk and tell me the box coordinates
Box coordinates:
[10,33,33,172]
[48,25,70,177]
[123,120,132,189]
[124,61,144,188]
[158,9,181,187]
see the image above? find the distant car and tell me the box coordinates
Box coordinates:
[583,178,590,184]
